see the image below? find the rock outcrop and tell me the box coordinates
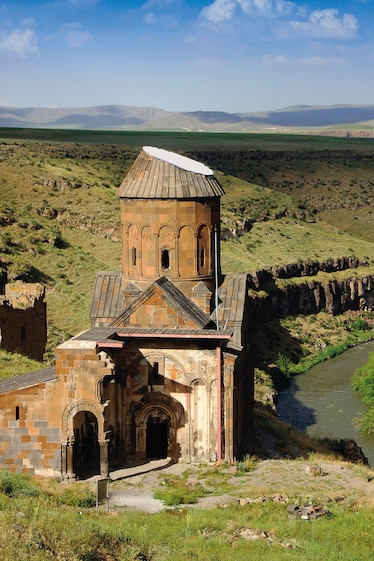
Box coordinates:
[247,259,374,321]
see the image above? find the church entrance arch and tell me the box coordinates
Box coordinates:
[73,411,100,478]
[146,409,170,459]
[62,401,109,480]
[135,404,176,461]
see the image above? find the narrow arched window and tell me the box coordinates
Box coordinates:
[161,249,170,270]
[132,247,137,266]
[15,406,20,421]
[200,247,205,268]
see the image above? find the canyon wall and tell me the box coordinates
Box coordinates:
[246,258,374,321]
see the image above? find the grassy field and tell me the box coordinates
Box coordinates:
[0,129,373,364]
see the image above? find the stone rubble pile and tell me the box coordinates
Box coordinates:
[287,503,331,520]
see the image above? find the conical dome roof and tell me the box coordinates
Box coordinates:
[118,146,225,199]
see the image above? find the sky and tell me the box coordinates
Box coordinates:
[0,0,373,113]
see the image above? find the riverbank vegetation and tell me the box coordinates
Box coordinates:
[253,310,374,406]
[352,352,374,434]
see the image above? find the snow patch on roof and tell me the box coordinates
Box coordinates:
[143,146,213,175]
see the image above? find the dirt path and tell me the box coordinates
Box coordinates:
[94,458,374,513]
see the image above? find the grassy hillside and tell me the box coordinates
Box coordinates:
[0,131,373,363]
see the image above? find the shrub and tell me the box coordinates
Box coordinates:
[0,471,41,498]
[276,352,292,376]
[154,475,207,506]
[56,484,95,507]
[236,454,258,474]
[351,318,369,331]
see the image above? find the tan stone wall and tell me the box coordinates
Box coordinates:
[0,382,61,477]
[0,341,114,477]
[121,198,221,295]
[0,333,247,475]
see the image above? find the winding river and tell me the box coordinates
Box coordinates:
[276,340,374,467]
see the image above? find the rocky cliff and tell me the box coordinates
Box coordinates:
[247,258,374,321]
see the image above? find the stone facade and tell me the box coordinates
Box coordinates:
[0,147,254,478]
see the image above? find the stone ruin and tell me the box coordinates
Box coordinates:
[0,279,47,362]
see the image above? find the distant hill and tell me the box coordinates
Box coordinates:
[1,104,374,133]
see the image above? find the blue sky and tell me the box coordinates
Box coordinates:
[0,0,373,112]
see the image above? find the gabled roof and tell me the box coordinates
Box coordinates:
[111,277,216,330]
[118,146,225,200]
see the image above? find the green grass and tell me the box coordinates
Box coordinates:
[352,352,374,434]
[0,350,43,380]
[0,464,373,560]
[221,219,374,274]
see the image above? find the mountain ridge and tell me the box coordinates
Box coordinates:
[1,104,374,132]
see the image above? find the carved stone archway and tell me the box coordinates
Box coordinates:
[61,400,109,479]
[134,398,184,461]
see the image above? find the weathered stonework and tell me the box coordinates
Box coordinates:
[0,281,47,361]
[0,147,254,478]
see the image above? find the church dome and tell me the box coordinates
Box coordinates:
[118,146,225,199]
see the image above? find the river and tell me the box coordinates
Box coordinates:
[276,340,374,467]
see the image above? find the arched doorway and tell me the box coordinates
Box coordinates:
[73,411,100,478]
[146,410,170,459]
[133,397,186,462]
[62,400,109,480]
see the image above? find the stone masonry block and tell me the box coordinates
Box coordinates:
[34,420,48,427]
[41,428,61,441]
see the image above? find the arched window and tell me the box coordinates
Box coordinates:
[132,247,137,266]
[200,247,205,268]
[15,406,20,421]
[161,249,170,270]
[197,224,209,274]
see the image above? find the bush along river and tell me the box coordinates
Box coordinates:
[276,340,374,467]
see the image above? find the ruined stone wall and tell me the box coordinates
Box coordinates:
[0,282,47,361]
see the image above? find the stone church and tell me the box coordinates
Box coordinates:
[0,146,254,478]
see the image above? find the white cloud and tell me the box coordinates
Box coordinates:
[60,23,92,47]
[142,0,178,8]
[201,2,359,43]
[143,12,178,27]
[201,0,237,24]
[290,9,358,39]
[261,53,290,66]
[201,0,295,23]
[0,28,39,58]
[238,0,294,17]
[54,0,99,7]
[198,55,223,65]
[299,55,346,67]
